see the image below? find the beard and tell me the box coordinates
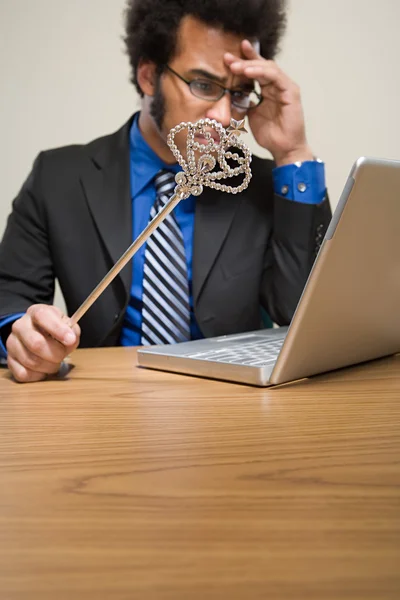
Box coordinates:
[149,75,166,131]
[149,78,186,162]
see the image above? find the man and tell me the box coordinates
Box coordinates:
[0,0,331,382]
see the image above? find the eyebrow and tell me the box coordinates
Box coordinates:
[187,68,254,90]
[187,68,227,83]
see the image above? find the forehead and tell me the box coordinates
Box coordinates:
[172,15,247,73]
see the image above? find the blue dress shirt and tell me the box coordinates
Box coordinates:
[272,159,326,205]
[0,116,326,358]
[0,312,25,360]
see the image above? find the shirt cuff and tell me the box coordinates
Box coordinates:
[272,160,326,205]
[0,313,25,360]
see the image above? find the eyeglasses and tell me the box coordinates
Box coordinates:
[165,65,262,111]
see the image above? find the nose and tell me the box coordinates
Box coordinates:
[205,92,232,128]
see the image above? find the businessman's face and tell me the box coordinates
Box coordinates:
[138,15,252,163]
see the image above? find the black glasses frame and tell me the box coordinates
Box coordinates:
[165,65,262,110]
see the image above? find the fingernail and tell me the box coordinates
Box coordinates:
[64,331,76,345]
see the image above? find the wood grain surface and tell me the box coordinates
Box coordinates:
[0,348,399,599]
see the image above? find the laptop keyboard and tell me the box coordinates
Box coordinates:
[186,336,285,367]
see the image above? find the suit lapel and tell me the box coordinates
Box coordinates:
[80,119,133,296]
[193,186,242,305]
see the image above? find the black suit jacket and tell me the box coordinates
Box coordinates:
[0,115,331,347]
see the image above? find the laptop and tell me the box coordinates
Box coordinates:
[137,157,400,386]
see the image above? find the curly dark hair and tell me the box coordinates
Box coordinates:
[124,0,287,96]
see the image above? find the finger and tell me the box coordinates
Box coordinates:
[241,39,261,59]
[11,317,69,364]
[229,61,289,92]
[7,355,46,384]
[224,39,261,65]
[7,334,61,375]
[69,323,81,349]
[28,305,78,347]
[60,314,81,352]
[224,53,275,72]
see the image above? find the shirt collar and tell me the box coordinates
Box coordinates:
[129,113,195,214]
[129,113,180,198]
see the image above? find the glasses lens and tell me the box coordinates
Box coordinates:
[190,79,223,101]
[231,90,261,109]
[189,77,262,109]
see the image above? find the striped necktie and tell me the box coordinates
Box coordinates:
[140,169,191,345]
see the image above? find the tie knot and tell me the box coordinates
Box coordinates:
[155,170,176,199]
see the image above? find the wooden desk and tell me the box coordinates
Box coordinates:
[0,348,399,599]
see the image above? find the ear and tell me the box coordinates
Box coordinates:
[137,60,158,96]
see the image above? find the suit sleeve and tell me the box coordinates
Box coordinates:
[0,153,55,315]
[260,193,332,325]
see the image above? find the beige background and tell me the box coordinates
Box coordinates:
[1,0,399,308]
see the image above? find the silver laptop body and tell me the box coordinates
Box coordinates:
[138,157,400,386]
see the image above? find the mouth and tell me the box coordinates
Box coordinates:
[194,131,220,145]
